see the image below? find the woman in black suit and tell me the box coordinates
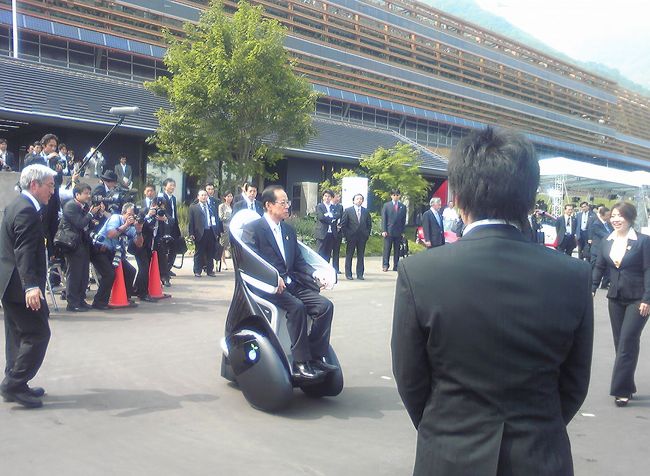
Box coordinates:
[593,202,650,407]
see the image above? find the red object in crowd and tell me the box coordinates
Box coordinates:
[148,250,171,300]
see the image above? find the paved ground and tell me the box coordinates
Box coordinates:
[0,255,649,475]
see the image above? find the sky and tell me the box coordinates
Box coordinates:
[475,0,650,89]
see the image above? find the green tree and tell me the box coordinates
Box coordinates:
[319,168,362,196]
[145,0,317,183]
[360,143,429,204]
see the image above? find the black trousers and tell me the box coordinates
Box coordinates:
[64,244,90,307]
[194,231,216,274]
[2,298,50,393]
[331,233,342,272]
[260,283,333,363]
[133,246,151,297]
[557,235,576,256]
[608,298,648,397]
[165,223,181,274]
[91,251,115,306]
[345,235,367,278]
[382,235,401,269]
[577,236,590,260]
[316,234,335,263]
[590,253,610,287]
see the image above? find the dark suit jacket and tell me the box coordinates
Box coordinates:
[392,224,593,476]
[0,195,48,303]
[23,154,48,167]
[159,193,181,236]
[232,198,263,217]
[188,202,220,242]
[60,199,93,244]
[421,208,445,247]
[241,217,314,285]
[340,206,372,241]
[556,215,577,247]
[575,211,595,241]
[587,219,611,257]
[314,202,341,240]
[593,232,650,302]
[381,201,407,237]
[114,163,133,187]
[1,150,15,169]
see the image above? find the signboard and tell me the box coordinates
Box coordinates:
[341,177,369,209]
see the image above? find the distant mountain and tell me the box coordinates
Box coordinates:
[421,0,650,95]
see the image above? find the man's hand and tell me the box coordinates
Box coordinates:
[125,216,136,226]
[71,172,80,183]
[276,277,286,294]
[89,204,101,215]
[147,208,157,217]
[189,235,195,242]
[25,288,43,311]
[381,231,388,237]
[134,222,144,233]
[640,302,650,317]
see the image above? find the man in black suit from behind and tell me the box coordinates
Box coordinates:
[556,204,577,256]
[314,189,340,263]
[381,189,407,271]
[392,127,593,476]
[188,189,220,277]
[232,183,263,217]
[0,164,57,408]
[340,193,372,280]
[589,206,612,289]
[241,185,337,381]
[421,196,445,248]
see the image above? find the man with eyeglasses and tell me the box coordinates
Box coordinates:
[241,185,337,381]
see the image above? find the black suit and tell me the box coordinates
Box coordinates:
[340,205,372,278]
[159,192,181,274]
[232,199,263,217]
[188,201,220,274]
[588,218,612,288]
[593,232,650,398]
[315,202,340,262]
[576,211,596,259]
[381,201,407,269]
[241,217,333,362]
[392,224,593,476]
[556,214,577,255]
[0,150,15,170]
[0,194,51,394]
[421,208,445,248]
[330,203,344,273]
[60,199,93,307]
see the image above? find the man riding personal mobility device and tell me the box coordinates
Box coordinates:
[220,210,344,411]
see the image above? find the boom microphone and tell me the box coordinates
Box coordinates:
[109,106,140,116]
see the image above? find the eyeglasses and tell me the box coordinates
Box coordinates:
[275,200,292,207]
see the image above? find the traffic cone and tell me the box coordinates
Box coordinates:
[148,250,171,300]
[109,261,136,308]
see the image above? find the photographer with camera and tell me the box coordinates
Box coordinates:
[91,203,143,309]
[59,183,102,312]
[132,185,169,299]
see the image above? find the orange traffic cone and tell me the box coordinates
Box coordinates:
[148,250,171,300]
[109,261,136,308]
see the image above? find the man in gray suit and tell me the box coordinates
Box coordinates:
[114,154,133,189]
[392,128,593,475]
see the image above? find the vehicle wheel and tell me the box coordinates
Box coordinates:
[300,346,344,398]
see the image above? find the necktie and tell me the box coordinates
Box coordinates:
[250,202,254,211]
[394,202,398,212]
[356,207,361,221]
[203,204,209,228]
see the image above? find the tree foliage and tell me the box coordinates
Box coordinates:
[145,0,317,181]
[319,168,362,196]
[359,143,429,204]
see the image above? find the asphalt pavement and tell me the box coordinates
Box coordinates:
[0,256,648,475]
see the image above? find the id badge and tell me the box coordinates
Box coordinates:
[210,216,217,226]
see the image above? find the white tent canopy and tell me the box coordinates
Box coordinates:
[539,157,650,192]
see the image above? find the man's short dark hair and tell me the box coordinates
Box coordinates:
[579,201,589,207]
[598,206,610,217]
[144,183,155,191]
[40,133,59,146]
[448,127,539,225]
[33,141,41,147]
[0,138,7,145]
[245,183,257,191]
[564,204,574,210]
[353,193,364,201]
[260,185,284,209]
[73,182,91,196]
[323,189,334,197]
[162,178,175,187]
[206,182,215,188]
[59,143,67,150]
[391,189,401,195]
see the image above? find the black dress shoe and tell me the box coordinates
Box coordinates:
[1,389,43,408]
[356,276,365,280]
[291,361,325,381]
[615,397,630,407]
[345,275,353,280]
[92,303,111,310]
[80,301,92,309]
[169,271,177,277]
[194,273,202,277]
[139,295,157,303]
[66,305,88,312]
[162,278,171,287]
[206,272,217,277]
[28,386,46,398]
[311,357,339,372]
